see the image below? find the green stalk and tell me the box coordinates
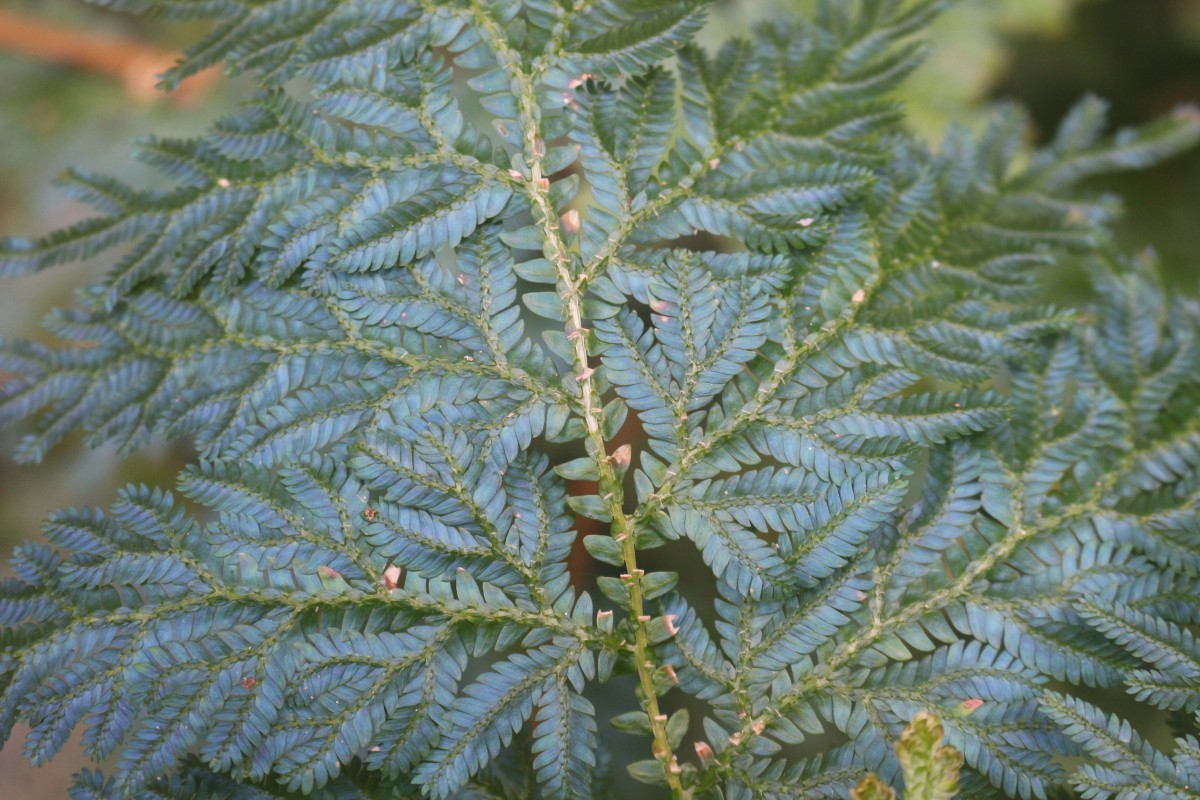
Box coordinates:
[464,7,686,793]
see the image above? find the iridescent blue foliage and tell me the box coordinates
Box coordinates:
[1,1,1199,799]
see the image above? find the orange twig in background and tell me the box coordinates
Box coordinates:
[0,10,216,104]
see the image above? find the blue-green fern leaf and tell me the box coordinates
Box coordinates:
[2,1,1200,799]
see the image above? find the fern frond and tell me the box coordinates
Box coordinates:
[0,469,601,796]
[2,1,1200,798]
[1042,693,1199,800]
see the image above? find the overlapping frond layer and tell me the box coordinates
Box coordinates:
[0,459,601,798]
[1,222,568,464]
[656,262,1200,800]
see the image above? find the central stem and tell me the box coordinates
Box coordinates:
[466,4,685,790]
[523,140,685,799]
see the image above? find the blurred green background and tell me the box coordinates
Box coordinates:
[0,0,1198,795]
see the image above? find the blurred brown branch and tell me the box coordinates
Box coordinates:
[0,9,216,104]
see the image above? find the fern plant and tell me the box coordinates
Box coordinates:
[766,0,1078,135]
[2,1,1200,799]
